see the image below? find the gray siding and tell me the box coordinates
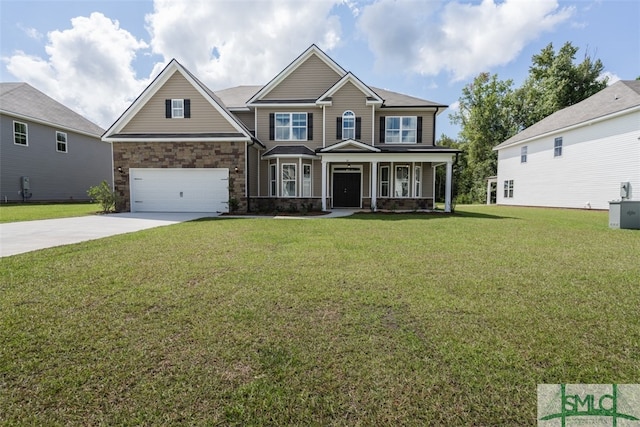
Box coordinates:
[247,144,260,197]
[263,55,342,100]
[1,114,112,201]
[374,110,435,146]
[325,82,374,144]
[122,72,238,134]
[233,111,255,131]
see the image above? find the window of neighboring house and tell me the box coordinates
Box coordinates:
[302,164,312,197]
[414,165,421,197]
[269,163,277,196]
[504,180,514,198]
[282,164,297,197]
[342,111,355,140]
[395,165,410,197]
[521,146,527,163]
[56,131,68,153]
[276,113,307,141]
[554,137,563,157]
[380,166,390,197]
[172,99,184,118]
[386,116,417,143]
[14,121,28,146]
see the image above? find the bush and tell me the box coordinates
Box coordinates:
[87,181,118,214]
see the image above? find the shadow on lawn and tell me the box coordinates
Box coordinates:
[347,210,514,221]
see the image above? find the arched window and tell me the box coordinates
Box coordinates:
[342,111,355,140]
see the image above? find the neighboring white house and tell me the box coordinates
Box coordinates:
[493,80,640,209]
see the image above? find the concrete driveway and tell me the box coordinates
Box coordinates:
[0,212,218,257]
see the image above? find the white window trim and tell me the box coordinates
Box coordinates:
[554,137,563,157]
[504,180,514,198]
[342,110,355,140]
[275,112,307,141]
[13,120,28,146]
[394,165,410,198]
[171,99,184,118]
[281,163,297,197]
[414,165,421,197]
[386,116,417,144]
[56,131,68,153]
[521,146,527,163]
[380,165,390,198]
[302,163,312,198]
[269,163,277,197]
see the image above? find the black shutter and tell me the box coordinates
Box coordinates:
[379,116,385,143]
[416,116,423,143]
[355,117,362,140]
[269,113,275,140]
[336,117,342,139]
[165,99,171,118]
[307,113,313,140]
[184,99,191,118]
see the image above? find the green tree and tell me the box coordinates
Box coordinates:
[512,42,607,129]
[450,72,517,203]
[435,134,472,204]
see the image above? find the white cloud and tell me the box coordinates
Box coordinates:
[145,0,344,90]
[357,0,574,81]
[5,12,149,128]
[17,23,43,41]
[600,71,621,85]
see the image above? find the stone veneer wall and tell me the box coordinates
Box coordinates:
[112,140,246,212]
[375,198,433,211]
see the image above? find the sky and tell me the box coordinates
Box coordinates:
[1,0,638,139]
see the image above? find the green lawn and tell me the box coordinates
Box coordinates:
[1,206,638,425]
[0,202,101,223]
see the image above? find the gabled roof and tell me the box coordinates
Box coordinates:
[316,72,383,106]
[495,80,640,150]
[262,145,317,158]
[319,139,381,153]
[372,87,447,109]
[247,44,346,104]
[103,59,257,144]
[0,82,104,137]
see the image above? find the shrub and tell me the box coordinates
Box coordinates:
[87,181,118,214]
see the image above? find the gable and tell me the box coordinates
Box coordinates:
[120,71,238,134]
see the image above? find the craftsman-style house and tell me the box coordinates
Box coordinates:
[103,45,458,213]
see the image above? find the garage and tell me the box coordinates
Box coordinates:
[129,168,229,213]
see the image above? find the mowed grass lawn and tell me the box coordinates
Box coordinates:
[0,202,101,223]
[1,206,638,425]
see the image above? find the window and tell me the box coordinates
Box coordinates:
[56,131,67,153]
[342,111,355,140]
[380,166,390,197]
[504,180,514,198]
[302,164,312,197]
[386,116,417,143]
[554,137,563,157]
[172,99,184,118]
[276,113,307,141]
[14,121,27,146]
[395,165,410,197]
[414,166,421,197]
[269,164,277,196]
[282,164,297,197]
[521,146,527,163]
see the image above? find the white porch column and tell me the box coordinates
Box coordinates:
[321,160,328,211]
[370,161,378,211]
[445,160,453,213]
[486,179,492,205]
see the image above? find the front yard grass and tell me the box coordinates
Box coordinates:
[1,205,638,425]
[0,202,100,223]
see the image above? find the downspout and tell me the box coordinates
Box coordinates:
[246,138,257,213]
[432,107,440,145]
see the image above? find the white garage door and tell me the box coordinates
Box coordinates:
[130,168,229,213]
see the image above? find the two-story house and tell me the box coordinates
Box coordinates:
[103,45,458,213]
[1,83,111,202]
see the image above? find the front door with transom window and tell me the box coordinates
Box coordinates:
[332,171,361,208]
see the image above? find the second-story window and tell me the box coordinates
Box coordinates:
[56,131,68,153]
[554,137,563,157]
[385,116,419,143]
[172,99,184,118]
[521,146,527,163]
[165,99,190,118]
[14,121,28,146]
[342,111,355,140]
[276,113,307,141]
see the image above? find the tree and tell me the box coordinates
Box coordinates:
[512,42,607,129]
[450,73,517,203]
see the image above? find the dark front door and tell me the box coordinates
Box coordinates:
[333,172,361,207]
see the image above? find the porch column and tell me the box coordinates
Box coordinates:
[486,179,492,205]
[370,160,378,211]
[445,160,453,213]
[321,160,328,211]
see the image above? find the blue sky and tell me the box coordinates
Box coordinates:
[1,0,638,139]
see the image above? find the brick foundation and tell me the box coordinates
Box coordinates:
[112,140,246,212]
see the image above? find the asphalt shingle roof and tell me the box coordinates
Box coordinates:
[495,80,640,149]
[0,82,104,136]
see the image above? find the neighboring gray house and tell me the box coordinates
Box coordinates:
[1,83,112,202]
[493,80,640,209]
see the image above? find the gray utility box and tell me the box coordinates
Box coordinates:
[609,200,640,229]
